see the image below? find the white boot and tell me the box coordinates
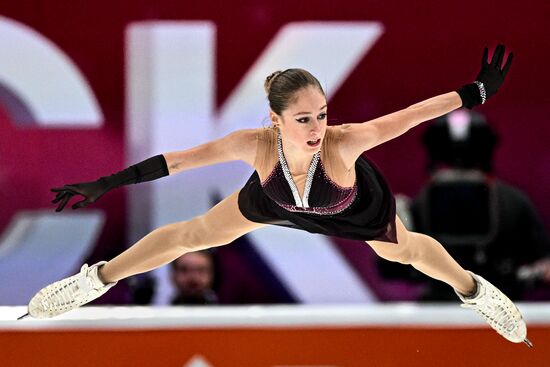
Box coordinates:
[26,261,117,319]
[456,271,532,347]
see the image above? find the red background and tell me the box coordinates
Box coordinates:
[0,0,548,286]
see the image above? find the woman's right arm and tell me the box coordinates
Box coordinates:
[51,129,260,211]
[163,128,259,175]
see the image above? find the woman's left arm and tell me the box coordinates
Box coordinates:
[339,91,462,159]
[339,44,513,165]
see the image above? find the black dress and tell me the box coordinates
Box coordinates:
[238,151,397,244]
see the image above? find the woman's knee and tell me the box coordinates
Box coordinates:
[180,216,213,250]
[158,217,209,251]
[167,215,243,251]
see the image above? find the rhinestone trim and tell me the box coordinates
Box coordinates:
[318,159,355,190]
[277,133,320,208]
[275,186,357,215]
[474,81,487,104]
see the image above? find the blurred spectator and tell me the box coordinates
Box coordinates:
[383,109,550,300]
[170,250,219,305]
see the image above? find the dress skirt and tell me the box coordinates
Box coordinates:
[238,153,398,243]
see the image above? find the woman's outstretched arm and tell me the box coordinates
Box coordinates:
[51,128,260,211]
[339,91,462,160]
[163,128,258,175]
[339,44,513,165]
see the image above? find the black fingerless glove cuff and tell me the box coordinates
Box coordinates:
[100,154,169,189]
[456,83,483,109]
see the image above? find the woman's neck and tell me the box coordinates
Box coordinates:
[280,141,318,174]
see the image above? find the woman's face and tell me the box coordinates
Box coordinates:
[274,86,328,154]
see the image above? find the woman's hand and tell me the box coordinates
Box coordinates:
[50,155,170,212]
[475,44,514,100]
[51,179,110,212]
[457,44,514,109]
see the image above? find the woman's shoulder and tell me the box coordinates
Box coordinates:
[326,123,352,136]
[324,124,357,171]
[227,127,277,170]
[256,126,277,140]
[222,128,264,166]
[326,124,357,142]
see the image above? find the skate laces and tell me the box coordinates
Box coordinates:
[461,285,519,335]
[39,264,97,313]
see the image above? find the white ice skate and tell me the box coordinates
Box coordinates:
[456,271,532,347]
[18,261,117,319]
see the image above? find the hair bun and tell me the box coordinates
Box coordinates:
[264,70,283,95]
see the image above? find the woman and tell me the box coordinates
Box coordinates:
[23,44,530,346]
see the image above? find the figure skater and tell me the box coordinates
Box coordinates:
[22,44,531,346]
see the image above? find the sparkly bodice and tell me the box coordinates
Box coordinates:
[260,133,357,215]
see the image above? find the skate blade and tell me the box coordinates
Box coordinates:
[17,313,30,320]
[523,338,533,348]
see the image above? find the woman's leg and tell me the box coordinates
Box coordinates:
[368,215,531,345]
[366,215,476,295]
[99,190,266,283]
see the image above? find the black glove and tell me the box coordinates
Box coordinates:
[457,44,514,109]
[51,154,169,212]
